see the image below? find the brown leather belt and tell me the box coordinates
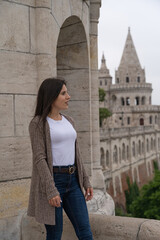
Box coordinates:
[53,165,76,174]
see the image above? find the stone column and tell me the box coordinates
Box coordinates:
[89,0,105,190]
[35,0,58,87]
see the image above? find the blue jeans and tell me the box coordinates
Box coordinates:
[45,171,93,240]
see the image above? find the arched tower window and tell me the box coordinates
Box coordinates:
[140,118,144,125]
[122,143,125,160]
[147,139,149,152]
[126,97,130,105]
[105,79,107,85]
[121,97,125,106]
[106,150,109,168]
[149,96,151,104]
[155,116,157,124]
[137,76,140,82]
[112,95,117,103]
[138,140,141,155]
[135,97,140,105]
[126,77,129,83]
[154,139,156,150]
[151,138,154,151]
[119,147,121,163]
[142,142,144,154]
[127,117,130,125]
[100,148,105,169]
[100,80,102,86]
[132,142,136,157]
[141,96,145,105]
[127,146,129,160]
[149,116,152,124]
[113,145,118,164]
[116,78,119,83]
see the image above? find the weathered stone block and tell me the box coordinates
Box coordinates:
[81,0,90,42]
[52,0,72,27]
[36,55,57,85]
[15,95,36,136]
[0,52,37,94]
[138,220,160,240]
[9,0,35,7]
[57,42,89,70]
[57,21,87,47]
[0,137,32,181]
[36,0,51,8]
[90,36,98,69]
[0,213,24,240]
[30,7,36,53]
[58,69,90,101]
[70,0,83,20]
[36,8,59,54]
[64,100,91,131]
[0,179,30,218]
[0,1,29,52]
[21,213,46,240]
[51,0,63,27]
[76,131,92,167]
[0,94,14,137]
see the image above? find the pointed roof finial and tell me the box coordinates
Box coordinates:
[118,28,141,69]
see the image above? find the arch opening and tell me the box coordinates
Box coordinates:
[56,16,91,171]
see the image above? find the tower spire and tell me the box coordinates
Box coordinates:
[100,52,107,70]
[118,28,141,69]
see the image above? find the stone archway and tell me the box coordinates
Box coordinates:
[56,16,91,175]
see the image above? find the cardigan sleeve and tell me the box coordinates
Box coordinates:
[29,121,59,200]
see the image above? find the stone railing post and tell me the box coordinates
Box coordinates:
[89,0,105,190]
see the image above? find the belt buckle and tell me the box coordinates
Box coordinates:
[69,166,74,174]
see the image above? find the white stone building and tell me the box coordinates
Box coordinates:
[99,28,160,207]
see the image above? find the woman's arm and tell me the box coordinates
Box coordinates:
[29,121,59,200]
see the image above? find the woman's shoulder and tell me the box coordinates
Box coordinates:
[29,116,43,129]
[62,114,75,126]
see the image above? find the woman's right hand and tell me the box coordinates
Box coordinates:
[49,195,61,207]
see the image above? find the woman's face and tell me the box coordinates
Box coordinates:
[52,84,70,111]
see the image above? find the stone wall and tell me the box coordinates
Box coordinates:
[100,126,160,208]
[0,1,104,239]
[21,213,160,240]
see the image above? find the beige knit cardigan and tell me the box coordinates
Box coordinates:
[27,114,92,225]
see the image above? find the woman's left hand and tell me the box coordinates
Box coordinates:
[85,187,93,201]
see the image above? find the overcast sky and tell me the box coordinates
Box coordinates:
[98,0,160,105]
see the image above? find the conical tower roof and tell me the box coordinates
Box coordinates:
[119,28,141,69]
[99,53,111,77]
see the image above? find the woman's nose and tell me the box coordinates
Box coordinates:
[67,93,70,99]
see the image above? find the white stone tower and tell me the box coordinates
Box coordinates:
[100,28,160,129]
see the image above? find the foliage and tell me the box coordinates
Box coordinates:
[124,176,140,213]
[99,108,112,127]
[130,165,160,220]
[115,206,132,217]
[99,88,106,102]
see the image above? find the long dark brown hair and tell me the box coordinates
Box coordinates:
[34,77,66,123]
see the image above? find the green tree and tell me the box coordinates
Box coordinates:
[124,176,139,213]
[130,162,160,220]
[99,88,112,126]
[99,108,112,127]
[99,88,106,102]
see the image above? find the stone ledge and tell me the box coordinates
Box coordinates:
[20,213,160,240]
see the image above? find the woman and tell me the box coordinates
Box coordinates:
[27,77,93,240]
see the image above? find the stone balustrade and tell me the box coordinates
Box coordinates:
[21,213,160,240]
[100,125,158,140]
[110,83,152,90]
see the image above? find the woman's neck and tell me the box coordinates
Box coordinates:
[48,111,62,120]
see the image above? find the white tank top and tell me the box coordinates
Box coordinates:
[46,116,77,166]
